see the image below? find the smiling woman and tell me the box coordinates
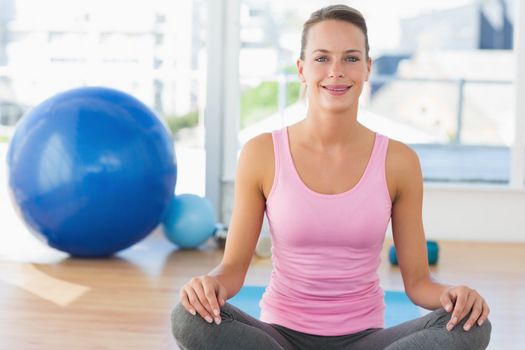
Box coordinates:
[297,19,371,118]
[171,4,492,350]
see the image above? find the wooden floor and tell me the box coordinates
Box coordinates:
[1,231,524,350]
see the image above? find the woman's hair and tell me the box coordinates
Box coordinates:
[300,4,370,60]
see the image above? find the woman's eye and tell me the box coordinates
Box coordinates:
[346,56,359,62]
[315,56,328,62]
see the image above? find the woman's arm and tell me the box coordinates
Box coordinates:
[388,141,449,309]
[388,141,490,331]
[209,133,271,297]
[179,133,272,324]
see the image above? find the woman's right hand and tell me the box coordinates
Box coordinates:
[179,275,228,325]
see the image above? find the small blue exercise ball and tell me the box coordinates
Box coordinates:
[7,87,177,257]
[162,194,217,249]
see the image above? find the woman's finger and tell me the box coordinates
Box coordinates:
[477,300,490,326]
[179,288,196,315]
[193,281,216,314]
[463,298,483,331]
[202,280,222,324]
[440,291,454,312]
[447,289,468,330]
[186,287,215,324]
[460,291,477,320]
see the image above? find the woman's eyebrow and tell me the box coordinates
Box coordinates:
[311,49,363,54]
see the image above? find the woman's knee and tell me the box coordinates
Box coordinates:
[476,318,492,349]
[171,303,207,344]
[426,308,492,345]
[171,303,188,339]
[425,307,452,327]
[448,313,492,349]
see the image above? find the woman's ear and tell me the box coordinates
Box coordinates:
[365,57,372,82]
[296,58,305,83]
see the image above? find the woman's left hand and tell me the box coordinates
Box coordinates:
[440,285,490,332]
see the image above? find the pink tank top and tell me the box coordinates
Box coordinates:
[259,127,392,336]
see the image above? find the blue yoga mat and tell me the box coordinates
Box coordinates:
[229,286,422,328]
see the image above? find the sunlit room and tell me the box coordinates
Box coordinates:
[1,0,524,349]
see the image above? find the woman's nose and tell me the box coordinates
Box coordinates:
[329,63,345,78]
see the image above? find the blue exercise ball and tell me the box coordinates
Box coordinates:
[163,194,216,248]
[7,86,177,257]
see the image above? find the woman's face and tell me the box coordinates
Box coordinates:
[297,19,371,114]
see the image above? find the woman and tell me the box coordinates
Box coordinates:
[171,5,492,349]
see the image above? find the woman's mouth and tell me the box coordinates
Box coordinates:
[322,84,351,96]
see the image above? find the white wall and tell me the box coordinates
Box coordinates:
[416,184,525,242]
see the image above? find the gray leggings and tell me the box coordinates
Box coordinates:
[171,302,491,349]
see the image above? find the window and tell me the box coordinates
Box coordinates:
[0,0,208,195]
[237,0,516,184]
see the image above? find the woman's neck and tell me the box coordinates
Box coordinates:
[299,106,365,150]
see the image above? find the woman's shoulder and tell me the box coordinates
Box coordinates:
[385,137,423,201]
[241,132,274,157]
[238,132,274,173]
[240,132,275,198]
[386,137,421,168]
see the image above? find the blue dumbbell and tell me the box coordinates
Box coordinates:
[389,240,439,265]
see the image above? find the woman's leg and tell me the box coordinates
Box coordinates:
[350,308,492,350]
[171,302,294,350]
